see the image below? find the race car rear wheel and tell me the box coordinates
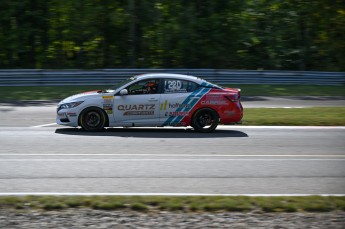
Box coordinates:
[192,108,219,133]
[79,107,107,131]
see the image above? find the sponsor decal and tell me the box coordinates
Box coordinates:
[169,103,191,109]
[118,104,155,116]
[102,95,114,104]
[201,100,228,105]
[124,111,154,116]
[202,94,228,105]
[118,104,155,111]
[205,94,222,99]
[160,100,191,110]
[103,104,113,114]
[160,100,168,110]
[165,111,189,117]
[67,112,77,117]
[224,110,235,116]
[102,95,114,99]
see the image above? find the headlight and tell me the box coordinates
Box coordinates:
[58,101,83,111]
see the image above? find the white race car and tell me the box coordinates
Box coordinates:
[56,73,243,132]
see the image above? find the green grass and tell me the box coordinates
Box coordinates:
[0,196,344,213]
[0,86,103,101]
[92,201,126,210]
[242,107,345,126]
[226,84,345,96]
[0,84,344,101]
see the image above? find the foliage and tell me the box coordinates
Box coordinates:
[0,0,344,70]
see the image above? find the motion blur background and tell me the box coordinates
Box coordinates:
[0,0,344,71]
[0,3,345,222]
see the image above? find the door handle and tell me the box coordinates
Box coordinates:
[148,99,158,102]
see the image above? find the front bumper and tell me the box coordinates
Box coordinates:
[56,110,79,127]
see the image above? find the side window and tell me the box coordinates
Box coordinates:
[163,79,199,94]
[127,79,160,95]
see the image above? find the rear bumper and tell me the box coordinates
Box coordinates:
[220,100,243,124]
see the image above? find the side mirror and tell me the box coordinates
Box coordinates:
[120,89,128,95]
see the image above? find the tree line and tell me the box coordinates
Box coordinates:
[0,0,344,71]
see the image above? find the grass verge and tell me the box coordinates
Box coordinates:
[0,84,344,101]
[0,86,102,101]
[242,107,345,126]
[0,196,344,213]
[226,84,345,96]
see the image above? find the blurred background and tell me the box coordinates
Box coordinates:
[0,3,344,223]
[0,0,344,71]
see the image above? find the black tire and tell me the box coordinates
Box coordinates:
[79,107,107,131]
[192,108,219,133]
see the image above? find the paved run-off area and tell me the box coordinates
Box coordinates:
[0,98,344,228]
[0,126,344,195]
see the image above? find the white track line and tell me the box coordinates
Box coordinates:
[1,159,344,162]
[29,124,345,129]
[0,193,343,196]
[262,107,304,109]
[31,123,56,128]
[217,126,345,129]
[0,154,344,157]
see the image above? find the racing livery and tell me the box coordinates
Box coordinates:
[56,73,243,132]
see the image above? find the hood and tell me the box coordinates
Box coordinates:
[59,90,101,104]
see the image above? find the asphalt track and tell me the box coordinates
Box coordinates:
[0,97,344,195]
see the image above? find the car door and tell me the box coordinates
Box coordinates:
[159,78,200,126]
[112,79,161,126]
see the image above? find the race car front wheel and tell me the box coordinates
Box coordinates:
[79,107,107,131]
[192,108,219,133]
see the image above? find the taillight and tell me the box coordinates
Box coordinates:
[235,88,241,100]
[225,92,241,102]
[224,95,237,102]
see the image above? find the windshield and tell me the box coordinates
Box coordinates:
[107,77,134,91]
